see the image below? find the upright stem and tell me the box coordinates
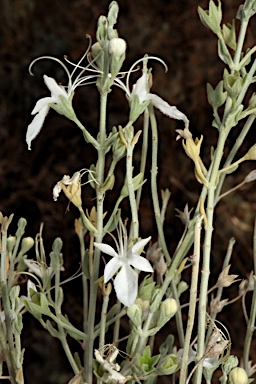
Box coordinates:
[85,92,108,383]
[215,114,255,202]
[0,218,19,383]
[194,128,228,384]
[136,108,149,209]
[243,219,256,374]
[179,215,203,384]
[54,271,80,375]
[233,19,248,69]
[149,105,172,265]
[127,143,139,240]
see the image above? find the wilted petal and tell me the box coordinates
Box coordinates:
[114,264,138,306]
[129,254,153,272]
[146,93,189,126]
[94,242,118,258]
[131,236,151,254]
[43,75,68,99]
[53,183,62,201]
[104,258,122,282]
[26,104,50,150]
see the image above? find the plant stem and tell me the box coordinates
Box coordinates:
[0,220,17,382]
[243,219,256,374]
[233,19,249,69]
[73,116,99,149]
[127,142,139,240]
[149,105,172,265]
[179,215,203,384]
[194,128,228,384]
[99,290,110,349]
[85,92,108,383]
[215,114,255,203]
[136,108,149,208]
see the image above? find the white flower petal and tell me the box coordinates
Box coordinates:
[31,96,54,115]
[94,242,118,258]
[43,75,68,98]
[23,259,43,277]
[131,236,151,254]
[27,279,37,297]
[104,258,122,282]
[147,93,189,126]
[129,254,153,272]
[131,73,148,102]
[26,104,50,150]
[114,264,138,306]
[203,356,218,369]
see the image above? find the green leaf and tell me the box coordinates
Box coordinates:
[45,319,61,338]
[138,275,156,301]
[159,335,174,356]
[223,70,244,98]
[82,249,90,279]
[224,105,244,129]
[136,346,161,375]
[104,208,122,233]
[237,0,256,21]
[222,21,236,51]
[101,174,115,194]
[121,172,146,197]
[218,39,233,67]
[207,81,227,109]
[24,292,51,317]
[156,354,179,375]
[198,0,222,34]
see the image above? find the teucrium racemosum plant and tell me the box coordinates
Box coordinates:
[1,1,255,384]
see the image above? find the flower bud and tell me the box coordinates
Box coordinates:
[108,37,126,80]
[91,42,104,71]
[20,237,35,256]
[157,298,178,328]
[16,218,27,238]
[107,1,119,27]
[228,367,248,384]
[127,303,143,328]
[109,38,126,58]
[7,236,16,253]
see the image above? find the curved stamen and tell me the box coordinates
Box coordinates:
[125,56,168,97]
[69,34,92,79]
[29,55,73,90]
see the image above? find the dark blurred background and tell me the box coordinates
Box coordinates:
[1,0,256,382]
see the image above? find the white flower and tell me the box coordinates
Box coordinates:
[94,224,153,307]
[131,72,189,126]
[26,75,71,150]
